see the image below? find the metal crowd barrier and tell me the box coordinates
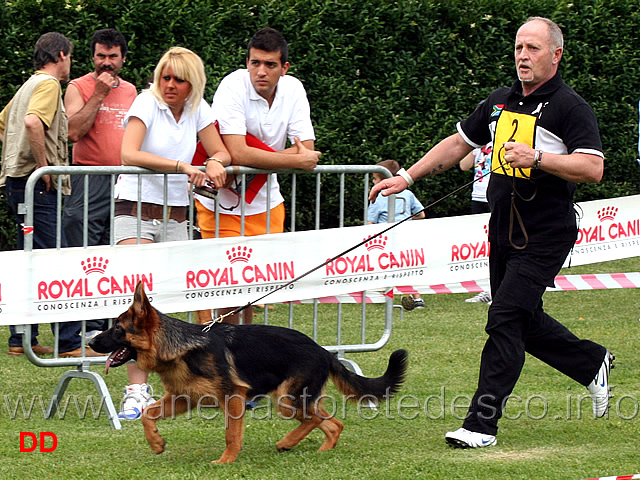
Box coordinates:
[15,164,403,428]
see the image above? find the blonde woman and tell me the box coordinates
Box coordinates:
[114,47,230,420]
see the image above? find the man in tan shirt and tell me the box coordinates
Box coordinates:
[0,32,98,357]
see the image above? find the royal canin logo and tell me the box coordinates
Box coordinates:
[37,258,152,300]
[576,205,639,245]
[365,235,387,251]
[597,206,618,222]
[81,256,109,275]
[186,245,294,288]
[227,246,252,263]
[325,235,425,275]
[451,223,490,262]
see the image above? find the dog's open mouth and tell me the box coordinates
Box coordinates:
[105,347,136,375]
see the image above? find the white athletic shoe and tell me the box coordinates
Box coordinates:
[413,298,425,309]
[445,427,497,449]
[465,291,492,303]
[587,350,614,418]
[118,383,155,420]
[84,329,102,341]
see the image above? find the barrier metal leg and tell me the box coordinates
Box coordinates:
[45,367,122,430]
[336,352,377,411]
[393,303,404,321]
[337,354,363,376]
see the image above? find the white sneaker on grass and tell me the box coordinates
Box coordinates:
[118,383,155,420]
[587,350,614,418]
[465,291,492,303]
[445,427,497,449]
[413,298,425,309]
[84,330,102,341]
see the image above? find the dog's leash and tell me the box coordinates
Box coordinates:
[202,163,502,331]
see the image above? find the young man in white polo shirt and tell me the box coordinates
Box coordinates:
[195,27,321,325]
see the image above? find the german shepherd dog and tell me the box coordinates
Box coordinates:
[89,282,408,463]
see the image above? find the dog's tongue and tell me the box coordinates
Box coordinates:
[105,351,118,375]
[105,347,131,375]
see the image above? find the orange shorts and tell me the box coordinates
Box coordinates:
[195,200,285,238]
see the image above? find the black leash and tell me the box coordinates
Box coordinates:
[202,163,503,330]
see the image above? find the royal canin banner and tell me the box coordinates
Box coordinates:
[0,195,638,325]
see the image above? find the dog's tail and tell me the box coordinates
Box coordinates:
[329,349,408,401]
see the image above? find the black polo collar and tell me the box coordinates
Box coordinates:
[508,71,563,99]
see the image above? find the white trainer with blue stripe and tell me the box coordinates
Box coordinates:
[587,350,614,418]
[445,427,497,449]
[118,383,155,421]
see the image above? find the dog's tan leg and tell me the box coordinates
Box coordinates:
[317,414,344,451]
[275,399,325,452]
[142,394,191,454]
[213,389,247,464]
[213,306,254,325]
[276,417,323,452]
[195,309,212,325]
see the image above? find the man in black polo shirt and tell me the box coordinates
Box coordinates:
[370,16,612,448]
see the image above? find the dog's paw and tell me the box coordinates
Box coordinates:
[275,442,291,452]
[149,438,166,454]
[212,453,238,463]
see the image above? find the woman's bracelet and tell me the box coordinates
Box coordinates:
[396,168,414,186]
[204,157,224,166]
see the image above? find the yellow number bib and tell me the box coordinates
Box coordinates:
[492,110,536,178]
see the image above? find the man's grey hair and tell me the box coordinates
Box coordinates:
[33,32,73,70]
[523,16,564,51]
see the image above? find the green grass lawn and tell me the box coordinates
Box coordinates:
[0,258,638,480]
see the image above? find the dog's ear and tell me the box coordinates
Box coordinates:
[132,281,154,329]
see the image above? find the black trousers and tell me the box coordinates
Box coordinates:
[62,174,113,248]
[62,173,113,331]
[471,200,490,214]
[462,240,606,435]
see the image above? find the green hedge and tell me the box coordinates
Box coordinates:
[1,0,639,247]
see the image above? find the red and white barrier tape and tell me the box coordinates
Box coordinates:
[291,272,640,304]
[579,475,640,480]
[551,272,640,291]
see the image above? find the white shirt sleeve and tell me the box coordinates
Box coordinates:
[196,98,215,133]
[285,79,315,143]
[124,91,155,129]
[212,72,248,136]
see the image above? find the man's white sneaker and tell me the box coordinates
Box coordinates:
[445,427,497,449]
[465,291,492,303]
[118,383,155,420]
[587,350,614,418]
[84,329,102,341]
[413,298,425,309]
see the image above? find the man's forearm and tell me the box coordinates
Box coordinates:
[407,133,473,181]
[233,147,300,168]
[226,139,309,169]
[67,94,104,142]
[278,139,314,155]
[24,114,48,167]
